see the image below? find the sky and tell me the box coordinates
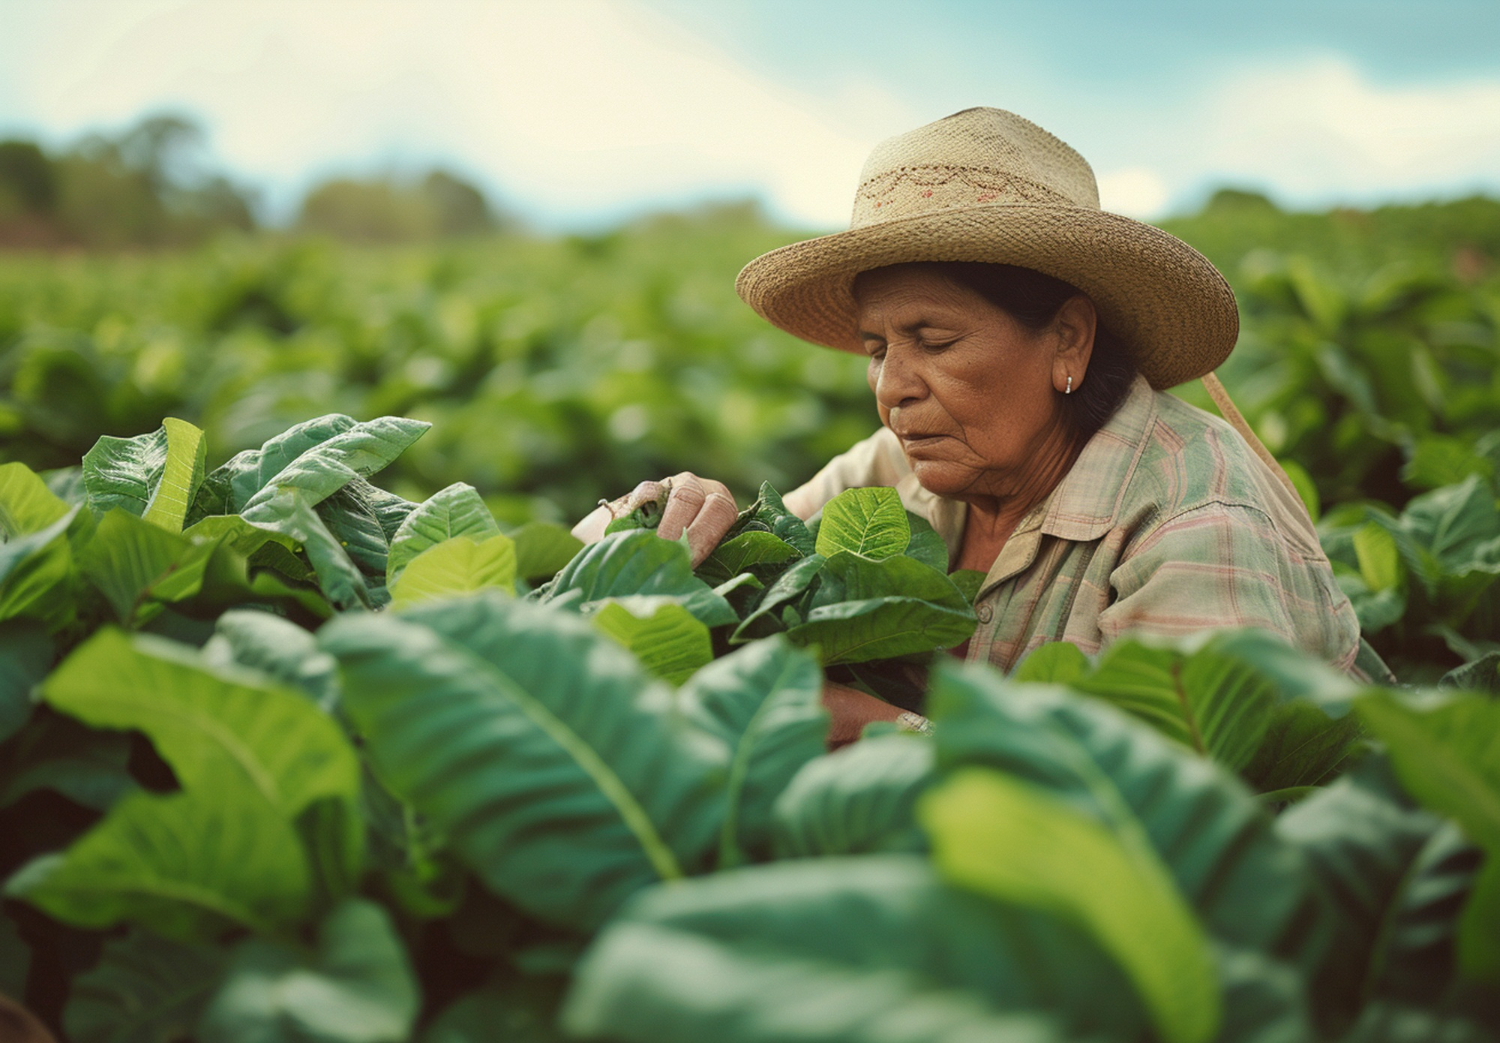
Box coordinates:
[0,0,1497,230]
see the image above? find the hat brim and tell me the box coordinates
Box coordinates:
[735,203,1238,390]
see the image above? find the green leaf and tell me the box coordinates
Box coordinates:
[922,767,1220,1043]
[140,418,207,533]
[695,531,799,586]
[928,662,1319,959]
[728,553,824,644]
[786,552,975,665]
[0,461,71,537]
[1355,522,1402,593]
[949,568,986,603]
[423,982,566,1043]
[1358,690,1500,852]
[1012,641,1089,684]
[771,733,933,857]
[199,899,419,1043]
[77,510,217,626]
[5,787,311,939]
[509,522,584,582]
[320,596,728,931]
[6,629,362,938]
[814,487,910,560]
[386,482,500,585]
[202,609,338,711]
[81,426,169,520]
[1457,851,1500,986]
[1274,759,1445,1031]
[0,503,82,627]
[563,856,1148,1043]
[388,534,517,609]
[319,483,394,578]
[1067,638,1276,770]
[676,637,827,864]
[243,490,371,610]
[591,598,713,685]
[727,483,815,557]
[0,621,50,743]
[541,530,736,628]
[903,512,949,572]
[63,929,227,1043]
[43,629,360,825]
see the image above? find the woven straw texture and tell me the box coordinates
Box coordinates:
[736,107,1239,390]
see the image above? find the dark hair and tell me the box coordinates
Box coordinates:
[855,261,1137,442]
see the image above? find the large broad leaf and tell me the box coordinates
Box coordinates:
[0,503,82,628]
[675,637,826,864]
[422,981,566,1043]
[927,661,1321,961]
[591,597,713,685]
[386,482,500,585]
[243,489,371,610]
[904,511,949,572]
[0,621,51,743]
[695,531,800,587]
[1269,758,1443,1034]
[539,530,736,628]
[202,609,338,712]
[319,483,395,579]
[6,629,361,939]
[5,786,311,940]
[320,596,729,931]
[563,855,1148,1043]
[199,899,419,1043]
[388,534,517,609]
[1357,690,1500,853]
[814,487,910,560]
[63,929,227,1043]
[0,461,71,537]
[81,419,207,532]
[771,733,934,858]
[509,522,584,582]
[786,552,975,665]
[922,767,1220,1043]
[77,510,217,627]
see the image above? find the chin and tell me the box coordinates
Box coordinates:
[909,460,981,499]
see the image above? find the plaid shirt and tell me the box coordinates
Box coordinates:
[791,375,1363,675]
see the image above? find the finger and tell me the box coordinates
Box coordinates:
[657,472,706,541]
[570,502,615,545]
[684,484,738,567]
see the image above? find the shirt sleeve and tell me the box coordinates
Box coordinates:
[1099,501,1362,673]
[783,426,909,518]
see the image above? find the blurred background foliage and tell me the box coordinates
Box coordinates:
[1,113,1498,679]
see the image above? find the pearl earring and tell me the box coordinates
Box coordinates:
[1065,375,1072,395]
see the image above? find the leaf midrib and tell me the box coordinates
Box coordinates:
[437,634,685,882]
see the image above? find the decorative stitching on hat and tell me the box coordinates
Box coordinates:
[856,165,1070,210]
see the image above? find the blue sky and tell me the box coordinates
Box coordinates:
[1,0,1496,229]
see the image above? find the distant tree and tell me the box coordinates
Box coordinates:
[297,168,504,242]
[0,141,57,215]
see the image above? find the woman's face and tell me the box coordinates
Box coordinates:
[856,266,1084,501]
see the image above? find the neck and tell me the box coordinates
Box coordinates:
[954,419,1083,570]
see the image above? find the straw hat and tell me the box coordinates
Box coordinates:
[736,107,1239,390]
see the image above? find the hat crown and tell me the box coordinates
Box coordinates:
[851,107,1100,230]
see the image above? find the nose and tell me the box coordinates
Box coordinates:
[872,343,926,411]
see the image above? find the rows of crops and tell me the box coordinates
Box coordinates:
[1,194,1498,1041]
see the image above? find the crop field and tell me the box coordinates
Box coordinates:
[0,194,1498,1042]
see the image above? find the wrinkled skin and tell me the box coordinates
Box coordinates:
[572,265,1096,745]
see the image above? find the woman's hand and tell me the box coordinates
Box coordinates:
[570,472,739,568]
[822,681,905,749]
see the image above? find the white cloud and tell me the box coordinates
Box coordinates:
[0,0,917,227]
[1095,166,1170,218]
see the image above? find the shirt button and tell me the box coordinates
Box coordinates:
[976,603,993,624]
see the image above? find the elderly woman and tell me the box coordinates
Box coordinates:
[574,107,1365,741]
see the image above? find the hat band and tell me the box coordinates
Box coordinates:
[850,164,1078,229]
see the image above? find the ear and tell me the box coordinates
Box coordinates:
[1050,295,1096,394]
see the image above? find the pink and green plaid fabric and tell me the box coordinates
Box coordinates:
[791,375,1363,675]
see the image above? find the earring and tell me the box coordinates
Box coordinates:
[1065,375,1072,395]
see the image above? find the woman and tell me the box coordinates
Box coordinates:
[573,107,1365,741]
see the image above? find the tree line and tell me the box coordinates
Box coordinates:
[0,113,506,248]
